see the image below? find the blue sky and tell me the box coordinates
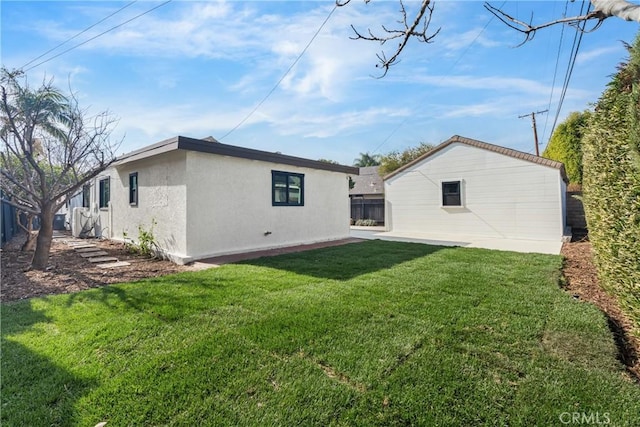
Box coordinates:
[2,1,638,165]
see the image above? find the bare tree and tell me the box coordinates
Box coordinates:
[337,0,440,77]
[337,0,640,74]
[0,69,120,270]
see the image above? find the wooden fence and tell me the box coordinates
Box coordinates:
[1,191,18,246]
[350,198,384,225]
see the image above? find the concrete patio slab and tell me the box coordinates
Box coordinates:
[350,229,562,255]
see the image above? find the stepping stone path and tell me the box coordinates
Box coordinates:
[64,238,130,268]
[79,251,108,258]
[75,248,102,253]
[70,244,97,249]
[88,256,119,263]
[99,261,133,269]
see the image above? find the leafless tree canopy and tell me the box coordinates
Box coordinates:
[337,0,439,77]
[1,68,120,269]
[338,0,640,74]
[485,0,640,45]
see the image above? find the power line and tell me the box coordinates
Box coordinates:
[218,5,338,141]
[24,0,172,72]
[548,0,590,142]
[518,110,548,156]
[21,1,138,70]
[540,0,570,144]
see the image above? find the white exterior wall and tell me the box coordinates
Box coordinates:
[105,151,189,260]
[385,143,566,241]
[184,151,351,262]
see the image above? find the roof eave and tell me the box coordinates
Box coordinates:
[113,135,359,175]
[383,135,567,181]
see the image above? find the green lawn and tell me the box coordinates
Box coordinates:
[2,240,639,426]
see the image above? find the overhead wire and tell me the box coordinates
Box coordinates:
[548,0,590,141]
[540,0,570,145]
[24,0,173,72]
[21,1,138,70]
[218,5,338,141]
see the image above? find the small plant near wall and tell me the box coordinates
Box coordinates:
[122,230,136,253]
[122,219,159,258]
[355,219,377,226]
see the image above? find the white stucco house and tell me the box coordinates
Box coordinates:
[384,135,568,243]
[71,136,358,264]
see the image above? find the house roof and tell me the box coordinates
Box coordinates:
[349,166,384,196]
[114,136,359,175]
[383,135,568,182]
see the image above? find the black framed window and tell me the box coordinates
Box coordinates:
[99,177,110,208]
[129,172,138,206]
[442,181,461,207]
[82,184,90,208]
[272,171,304,206]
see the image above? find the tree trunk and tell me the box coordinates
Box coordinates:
[31,205,54,271]
[591,0,640,22]
[18,214,37,251]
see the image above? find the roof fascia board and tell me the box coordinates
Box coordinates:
[113,136,179,166]
[176,136,359,175]
[383,135,567,182]
[113,135,358,175]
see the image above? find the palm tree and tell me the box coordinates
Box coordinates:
[353,152,381,167]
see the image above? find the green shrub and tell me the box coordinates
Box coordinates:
[122,219,159,258]
[355,219,378,226]
[379,142,434,176]
[582,34,640,336]
[542,110,591,184]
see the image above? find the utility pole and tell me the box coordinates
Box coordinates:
[519,110,548,156]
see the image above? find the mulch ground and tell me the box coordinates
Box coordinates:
[0,232,192,302]
[1,230,638,380]
[560,233,639,381]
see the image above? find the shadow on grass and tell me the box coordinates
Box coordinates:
[1,302,96,426]
[61,271,240,322]
[239,239,446,280]
[606,316,640,382]
[56,241,445,321]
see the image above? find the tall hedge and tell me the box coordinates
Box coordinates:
[542,110,591,184]
[582,34,640,333]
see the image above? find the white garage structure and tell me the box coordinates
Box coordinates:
[73,136,358,264]
[383,135,568,245]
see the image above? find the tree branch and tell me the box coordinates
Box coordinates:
[339,0,440,77]
[484,2,605,45]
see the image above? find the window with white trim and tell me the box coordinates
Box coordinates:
[129,172,138,206]
[441,180,462,207]
[99,177,110,208]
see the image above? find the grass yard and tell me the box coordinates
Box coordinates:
[2,240,639,426]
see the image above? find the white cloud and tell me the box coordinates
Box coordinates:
[575,46,625,65]
[271,107,411,138]
[440,27,502,51]
[411,74,553,94]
